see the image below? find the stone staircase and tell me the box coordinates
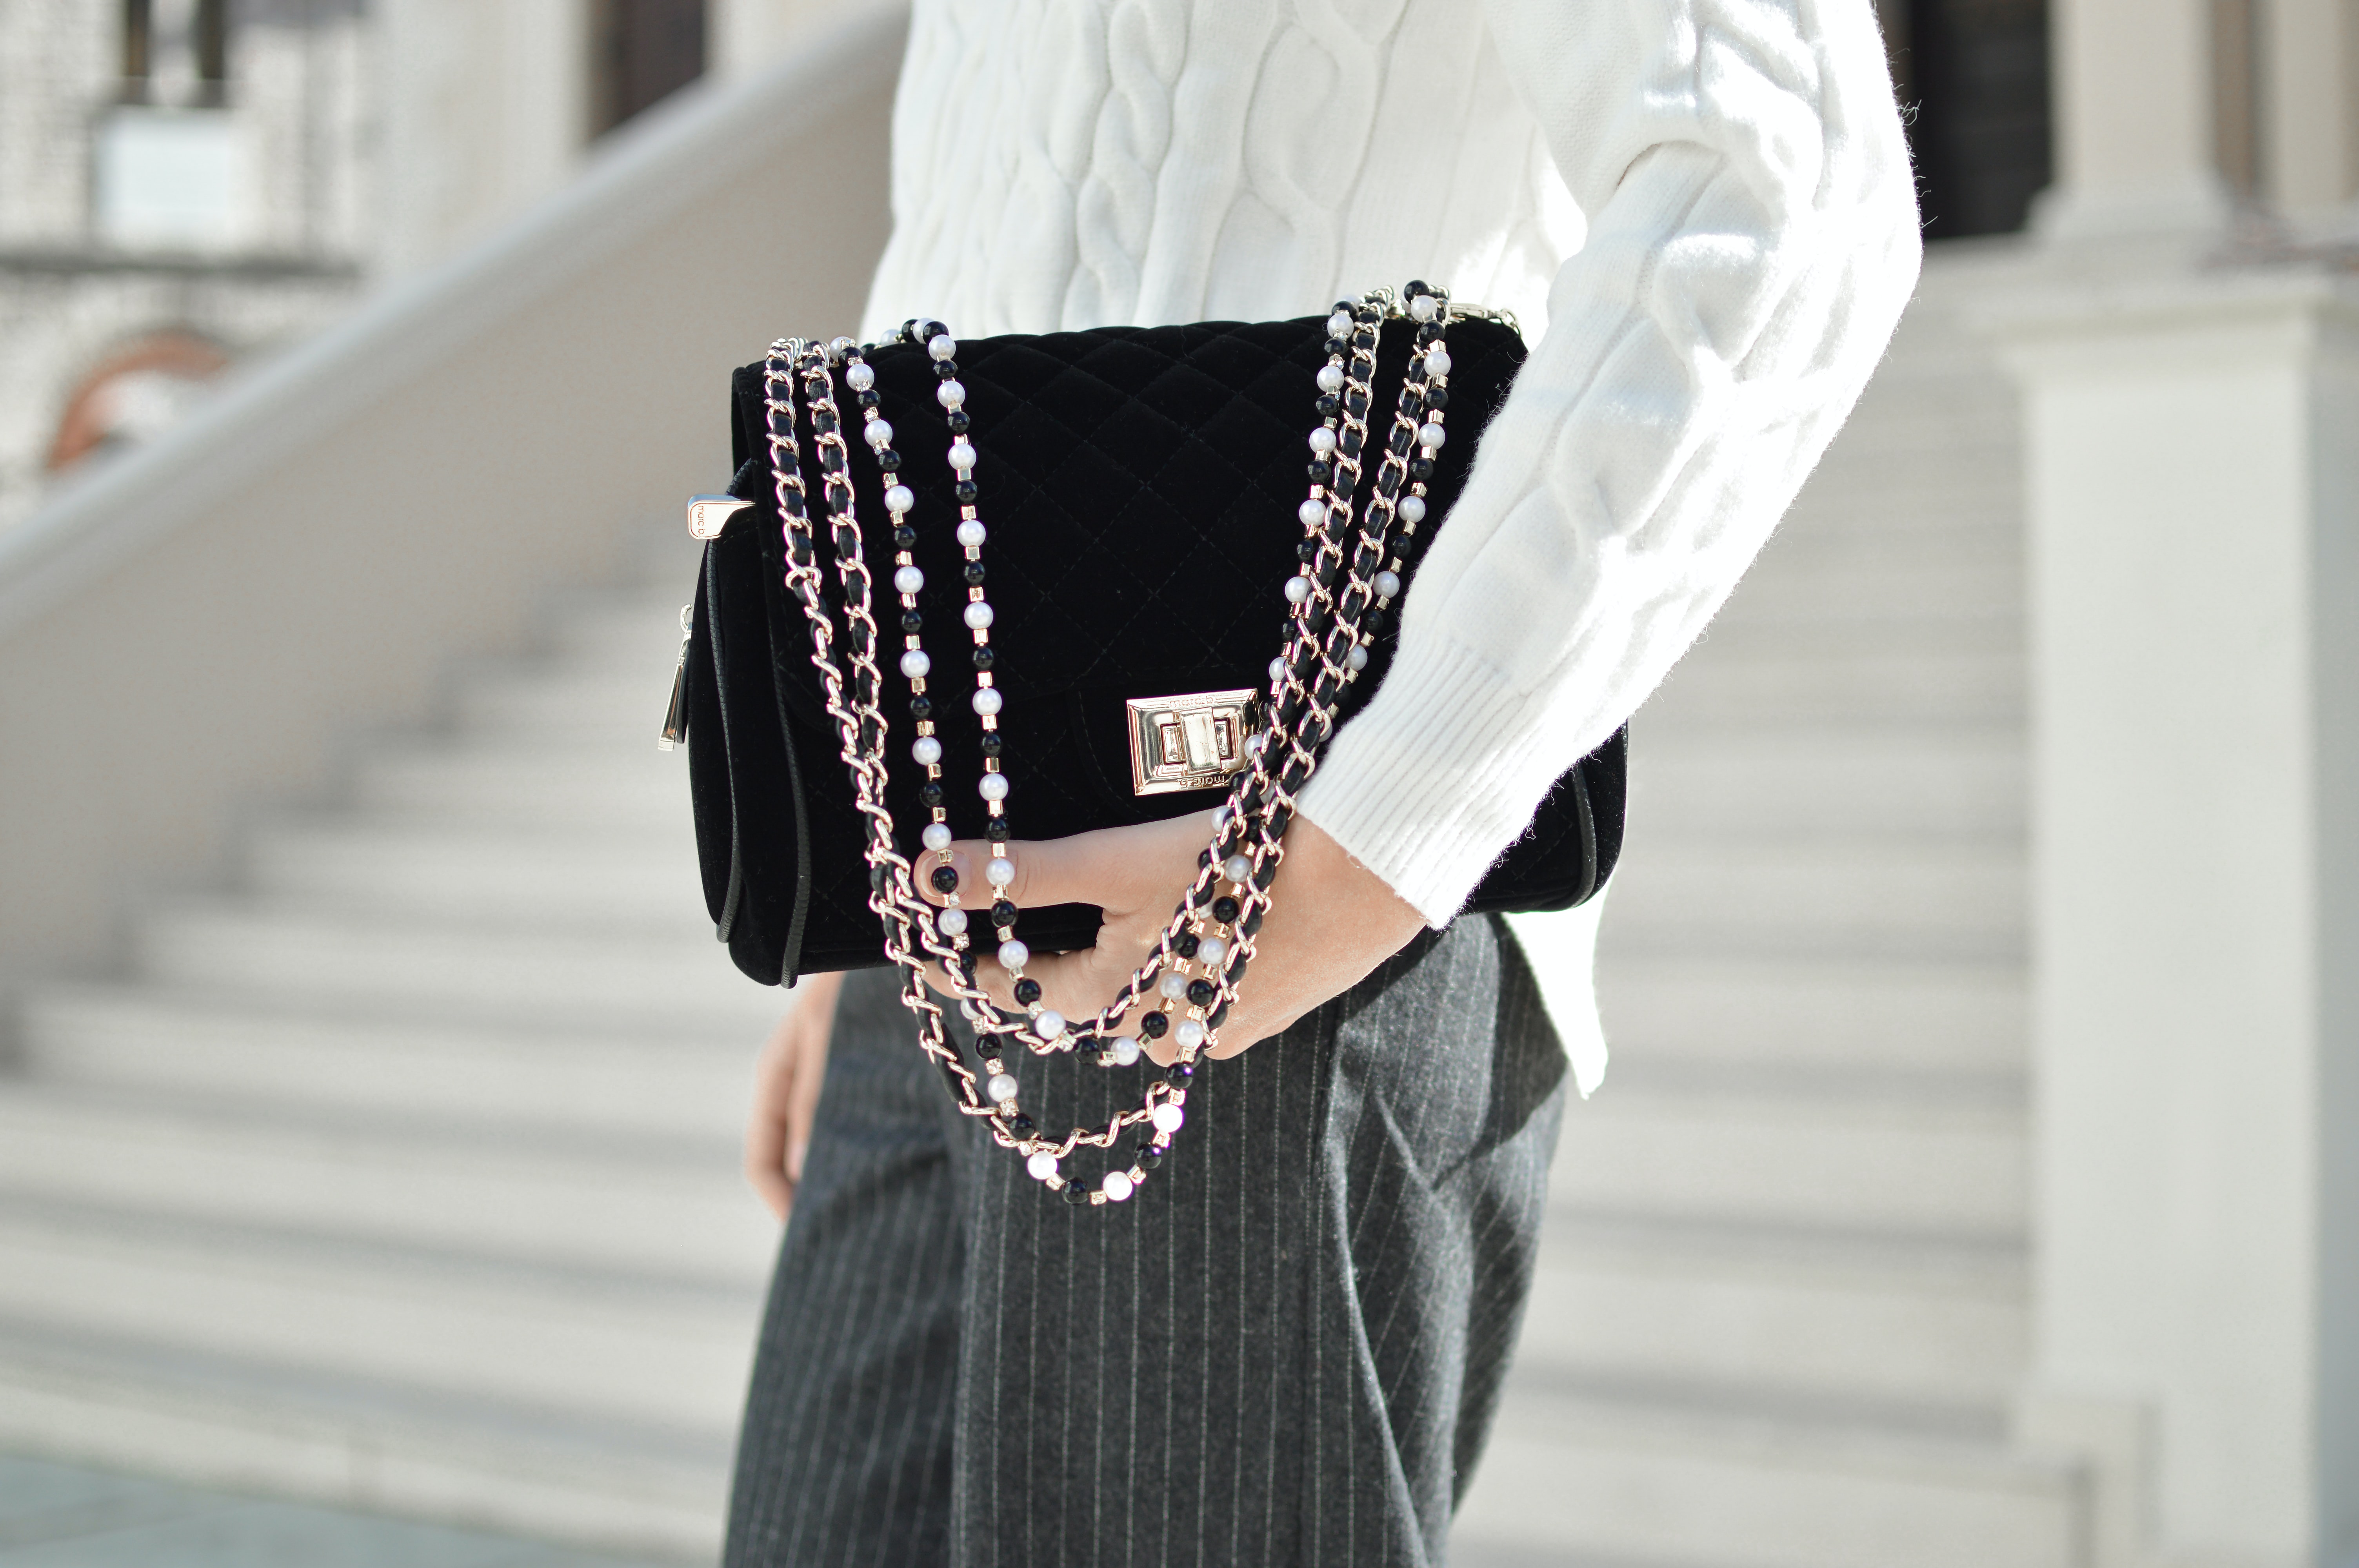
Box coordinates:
[1454,250,2086,1567]
[0,250,2077,1566]
[0,531,778,1560]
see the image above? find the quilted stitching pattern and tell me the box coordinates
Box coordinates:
[695,314,1621,981]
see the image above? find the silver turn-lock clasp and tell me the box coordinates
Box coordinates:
[1126,688,1262,797]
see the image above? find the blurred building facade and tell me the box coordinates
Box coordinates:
[0,0,822,530]
[0,3,2354,1566]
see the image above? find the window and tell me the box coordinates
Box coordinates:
[1896,0,2056,238]
[593,0,707,135]
[122,0,231,107]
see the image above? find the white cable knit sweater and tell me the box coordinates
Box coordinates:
[859,0,1921,1072]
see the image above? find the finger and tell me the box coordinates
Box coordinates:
[916,812,1218,913]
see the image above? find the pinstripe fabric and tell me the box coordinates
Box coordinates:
[725,916,1564,1568]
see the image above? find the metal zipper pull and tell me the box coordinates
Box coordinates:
[657,604,692,751]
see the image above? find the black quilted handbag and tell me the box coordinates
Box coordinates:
[673,305,1625,988]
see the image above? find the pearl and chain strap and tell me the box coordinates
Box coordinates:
[756,285,1457,1205]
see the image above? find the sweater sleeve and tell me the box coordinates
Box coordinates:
[1292,0,1922,925]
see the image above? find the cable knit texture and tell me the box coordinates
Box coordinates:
[860,0,1922,927]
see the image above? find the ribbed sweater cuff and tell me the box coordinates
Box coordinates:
[1293,633,1566,928]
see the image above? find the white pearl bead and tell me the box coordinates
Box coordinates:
[894,565,925,594]
[1374,570,1402,599]
[936,379,965,409]
[1308,427,1337,455]
[1409,293,1439,323]
[1327,311,1352,338]
[1397,494,1427,524]
[964,601,995,630]
[1102,1171,1136,1202]
[1419,421,1447,450]
[977,766,1008,796]
[913,736,943,766]
[921,820,953,851]
[972,687,1004,717]
[845,362,876,392]
[937,906,968,936]
[1317,363,1347,394]
[1298,498,1327,528]
[885,484,915,514]
[1284,575,1312,604]
[1347,642,1370,671]
[1247,732,1267,755]
[949,439,976,471]
[1027,1150,1059,1181]
[929,333,957,361]
[1213,804,1233,829]
[900,650,932,678]
[1423,347,1452,379]
[1175,1019,1206,1049]
[1160,972,1189,1000]
[1034,1009,1065,1040]
[864,419,894,449]
[998,938,1029,969]
[1197,935,1227,965]
[1223,855,1253,885]
[1109,1035,1142,1066]
[985,855,1016,886]
[1269,656,1287,683]
[987,1073,1019,1103]
[956,519,987,547]
[1151,1102,1185,1134]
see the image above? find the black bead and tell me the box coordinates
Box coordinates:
[1212,895,1240,924]
[1296,539,1319,563]
[956,481,980,503]
[1061,1183,1089,1206]
[1410,457,1436,481]
[901,610,923,633]
[963,561,987,584]
[920,781,945,808]
[1315,394,1341,418]
[972,646,996,670]
[877,445,899,466]
[1365,608,1391,637]
[947,411,971,434]
[1416,322,1443,347]
[931,864,960,894]
[1307,461,1334,486]
[1404,278,1430,298]
[894,524,918,548]
[1013,978,1042,1005]
[1334,299,1356,314]
[991,899,1019,926]
[986,816,1009,839]
[1186,979,1216,1008]
[921,320,948,342]
[1174,931,1200,959]
[1136,1142,1164,1170]
[910,695,934,719]
[1424,386,1449,411]
[1166,1061,1194,1086]
[1011,1113,1037,1135]
[1325,338,1347,358]
[934,360,960,380]
[980,732,1004,757]
[1140,1010,1169,1039]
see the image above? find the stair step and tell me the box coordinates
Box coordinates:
[1640,648,2026,728]
[0,1087,778,1286]
[244,819,705,927]
[20,987,754,1139]
[1453,1382,2083,1568]
[133,903,778,1020]
[0,1318,728,1559]
[1593,957,2026,1075]
[1599,843,2026,963]
[1627,729,2025,841]
[1551,1080,2026,1237]
[352,739,691,828]
[0,1198,758,1433]
[1518,1212,2027,1410]
[456,669,699,743]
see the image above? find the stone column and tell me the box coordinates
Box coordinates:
[2038,0,2235,237]
[2264,0,2359,221]
[1993,271,2359,1568]
[711,0,843,80]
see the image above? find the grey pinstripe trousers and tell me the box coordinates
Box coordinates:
[723,915,1565,1568]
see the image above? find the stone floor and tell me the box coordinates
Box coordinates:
[0,1456,687,1568]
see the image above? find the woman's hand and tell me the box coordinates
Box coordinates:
[920,811,1424,1061]
[745,970,845,1222]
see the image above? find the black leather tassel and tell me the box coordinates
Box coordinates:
[658,606,691,751]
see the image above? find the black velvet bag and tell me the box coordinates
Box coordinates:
[680,312,1625,987]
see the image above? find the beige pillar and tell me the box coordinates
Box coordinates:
[2265,0,2359,219]
[711,0,848,80]
[2039,0,2236,237]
